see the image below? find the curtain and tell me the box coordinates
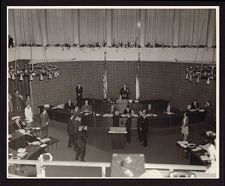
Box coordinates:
[8,9,216,47]
[178,9,209,46]
[112,9,140,44]
[79,9,107,44]
[145,9,174,46]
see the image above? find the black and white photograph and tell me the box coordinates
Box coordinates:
[4,5,221,180]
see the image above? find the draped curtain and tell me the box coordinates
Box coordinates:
[8,9,216,47]
[145,9,174,45]
[112,9,140,44]
[79,9,107,44]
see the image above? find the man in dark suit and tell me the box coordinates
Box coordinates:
[125,113,132,143]
[137,110,143,143]
[205,101,214,129]
[76,83,83,107]
[120,84,130,100]
[67,114,76,148]
[64,99,75,113]
[113,109,120,127]
[191,100,199,110]
[75,125,87,161]
[141,111,149,147]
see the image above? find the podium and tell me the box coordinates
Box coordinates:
[108,127,127,149]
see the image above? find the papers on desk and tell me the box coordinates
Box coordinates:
[206,131,216,137]
[103,113,113,117]
[199,143,211,151]
[200,155,210,161]
[132,114,138,117]
[95,113,101,116]
[190,109,196,112]
[44,104,50,108]
[52,107,57,109]
[167,112,174,115]
[83,112,91,116]
[41,138,51,143]
[191,146,202,152]
[152,114,158,117]
[199,109,205,112]
[18,129,26,134]
[177,141,188,148]
[108,127,127,134]
[32,127,41,130]
[40,144,47,148]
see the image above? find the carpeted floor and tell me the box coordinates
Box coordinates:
[40,119,208,177]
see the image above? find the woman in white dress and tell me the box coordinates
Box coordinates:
[205,138,216,174]
[181,112,189,141]
[25,103,33,127]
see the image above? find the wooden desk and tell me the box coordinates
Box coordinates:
[108,127,127,149]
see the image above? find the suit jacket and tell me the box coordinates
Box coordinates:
[125,117,132,131]
[120,88,130,99]
[137,116,143,129]
[182,116,189,127]
[76,130,86,148]
[191,102,199,109]
[142,117,149,134]
[67,118,76,135]
[76,86,83,98]
[113,115,120,127]
[40,112,49,127]
[64,102,75,111]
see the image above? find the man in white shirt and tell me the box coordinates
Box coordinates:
[25,104,33,127]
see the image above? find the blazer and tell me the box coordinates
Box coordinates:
[120,88,130,99]
[64,102,75,111]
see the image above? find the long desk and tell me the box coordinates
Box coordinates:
[38,100,206,128]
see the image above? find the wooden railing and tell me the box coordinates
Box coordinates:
[8,159,207,178]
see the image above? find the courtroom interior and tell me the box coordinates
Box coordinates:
[7,7,218,178]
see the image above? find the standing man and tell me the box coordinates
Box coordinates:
[13,89,24,112]
[142,110,149,147]
[205,101,214,129]
[76,83,83,107]
[67,114,76,148]
[137,110,143,143]
[120,84,130,100]
[125,113,132,143]
[40,108,49,138]
[75,125,87,161]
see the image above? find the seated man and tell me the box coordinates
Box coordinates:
[11,116,26,132]
[64,99,75,113]
[81,100,92,113]
[120,84,130,100]
[146,104,154,116]
[123,105,132,116]
[165,102,173,114]
[191,100,199,110]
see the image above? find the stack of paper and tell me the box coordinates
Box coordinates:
[191,146,202,152]
[41,138,51,143]
[200,155,210,161]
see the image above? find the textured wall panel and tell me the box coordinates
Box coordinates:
[31,61,216,114]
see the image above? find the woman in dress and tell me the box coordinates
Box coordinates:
[181,112,189,141]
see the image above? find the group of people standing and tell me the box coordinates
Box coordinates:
[66,107,88,161]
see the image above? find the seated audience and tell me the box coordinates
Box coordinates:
[120,84,130,100]
[11,116,26,132]
[40,108,49,138]
[81,100,92,113]
[113,109,120,127]
[64,99,75,113]
[25,104,33,127]
[191,100,199,110]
